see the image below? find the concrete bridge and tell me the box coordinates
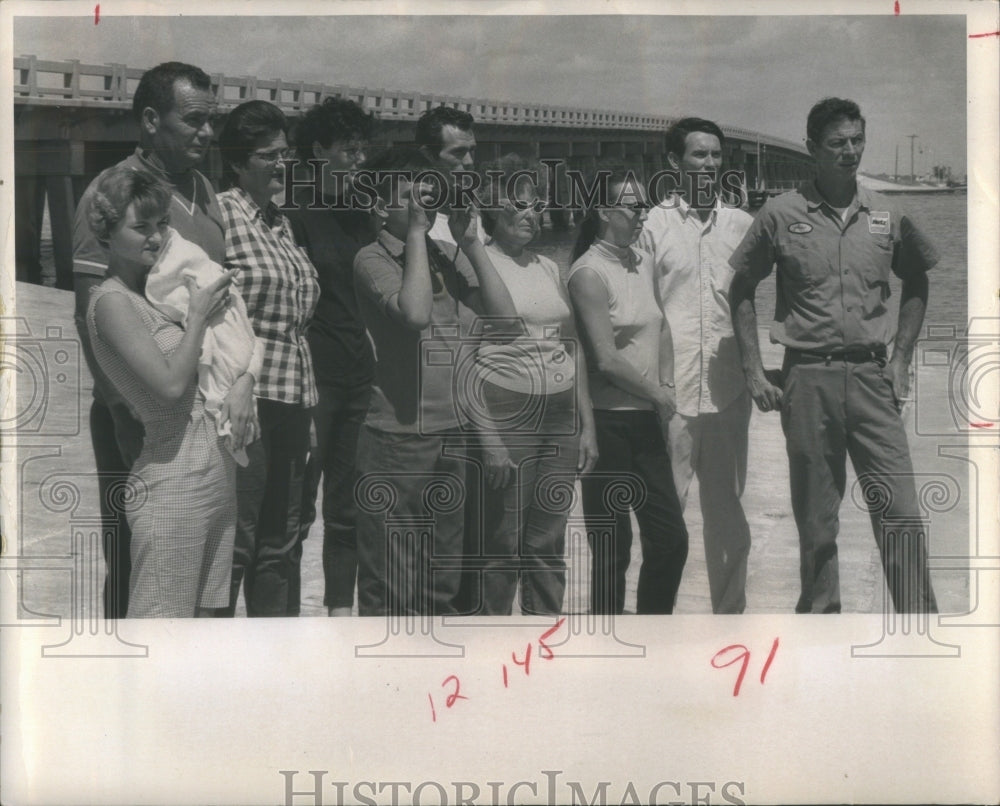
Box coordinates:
[13,55,813,288]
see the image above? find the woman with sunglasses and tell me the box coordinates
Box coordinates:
[216,101,321,617]
[567,171,688,615]
[472,156,598,615]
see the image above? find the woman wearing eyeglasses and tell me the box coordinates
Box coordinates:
[472,156,598,615]
[216,100,321,617]
[567,171,688,615]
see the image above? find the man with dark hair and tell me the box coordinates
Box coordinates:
[639,117,754,614]
[285,96,376,616]
[72,61,242,618]
[415,106,475,161]
[415,105,481,245]
[730,98,938,614]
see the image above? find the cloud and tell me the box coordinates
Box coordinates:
[12,12,966,173]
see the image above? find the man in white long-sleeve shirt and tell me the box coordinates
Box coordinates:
[639,117,754,613]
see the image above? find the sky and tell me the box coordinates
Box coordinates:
[11,10,969,176]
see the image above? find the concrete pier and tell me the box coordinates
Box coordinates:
[5,282,970,619]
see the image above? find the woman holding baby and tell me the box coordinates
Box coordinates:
[216,101,322,617]
[86,165,256,618]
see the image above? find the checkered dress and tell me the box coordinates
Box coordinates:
[87,279,237,617]
[217,188,320,407]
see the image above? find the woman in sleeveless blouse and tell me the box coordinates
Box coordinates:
[567,172,689,615]
[86,165,249,617]
[472,158,598,615]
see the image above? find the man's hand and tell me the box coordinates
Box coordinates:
[408,180,435,235]
[220,373,257,450]
[884,356,912,412]
[447,203,479,248]
[748,369,783,412]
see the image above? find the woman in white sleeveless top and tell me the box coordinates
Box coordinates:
[472,159,598,615]
[567,172,689,614]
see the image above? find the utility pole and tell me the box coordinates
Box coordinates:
[906,134,918,182]
[894,143,899,181]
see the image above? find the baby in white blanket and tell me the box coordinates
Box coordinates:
[145,227,262,465]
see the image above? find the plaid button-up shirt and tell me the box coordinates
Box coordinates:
[218,187,320,406]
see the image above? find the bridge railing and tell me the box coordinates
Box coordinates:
[13,55,802,153]
[14,54,677,132]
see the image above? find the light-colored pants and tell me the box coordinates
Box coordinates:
[667,391,752,614]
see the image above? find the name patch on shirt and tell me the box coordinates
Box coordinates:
[868,211,891,235]
[788,222,813,234]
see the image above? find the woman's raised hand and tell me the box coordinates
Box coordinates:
[186,269,237,327]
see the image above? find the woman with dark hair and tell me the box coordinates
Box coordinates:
[567,172,689,615]
[86,164,241,617]
[472,156,598,615]
[286,97,376,617]
[217,100,321,617]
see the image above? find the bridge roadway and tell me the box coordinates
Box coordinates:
[13,55,814,289]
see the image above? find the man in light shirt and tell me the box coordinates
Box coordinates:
[639,117,754,613]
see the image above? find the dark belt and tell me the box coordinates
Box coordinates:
[785,346,887,366]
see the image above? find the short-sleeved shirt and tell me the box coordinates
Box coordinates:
[353,228,480,434]
[567,240,664,412]
[476,243,576,397]
[72,148,226,408]
[640,196,752,417]
[729,181,939,352]
[217,187,320,407]
[285,189,375,391]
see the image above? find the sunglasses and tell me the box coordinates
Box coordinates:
[506,197,547,214]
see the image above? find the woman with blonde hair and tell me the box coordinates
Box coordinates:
[86,164,248,617]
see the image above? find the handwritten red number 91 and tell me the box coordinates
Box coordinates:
[711,637,779,697]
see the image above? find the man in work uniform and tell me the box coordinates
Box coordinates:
[729,97,938,614]
[73,61,254,617]
[639,117,754,614]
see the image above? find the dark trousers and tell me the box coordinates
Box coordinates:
[89,399,143,619]
[226,398,311,617]
[781,357,938,614]
[581,409,688,615]
[355,427,467,616]
[294,382,370,613]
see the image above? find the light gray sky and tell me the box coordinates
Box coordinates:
[13,13,967,175]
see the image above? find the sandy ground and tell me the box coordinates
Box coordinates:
[5,282,970,620]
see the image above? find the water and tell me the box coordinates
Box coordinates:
[533,193,968,333]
